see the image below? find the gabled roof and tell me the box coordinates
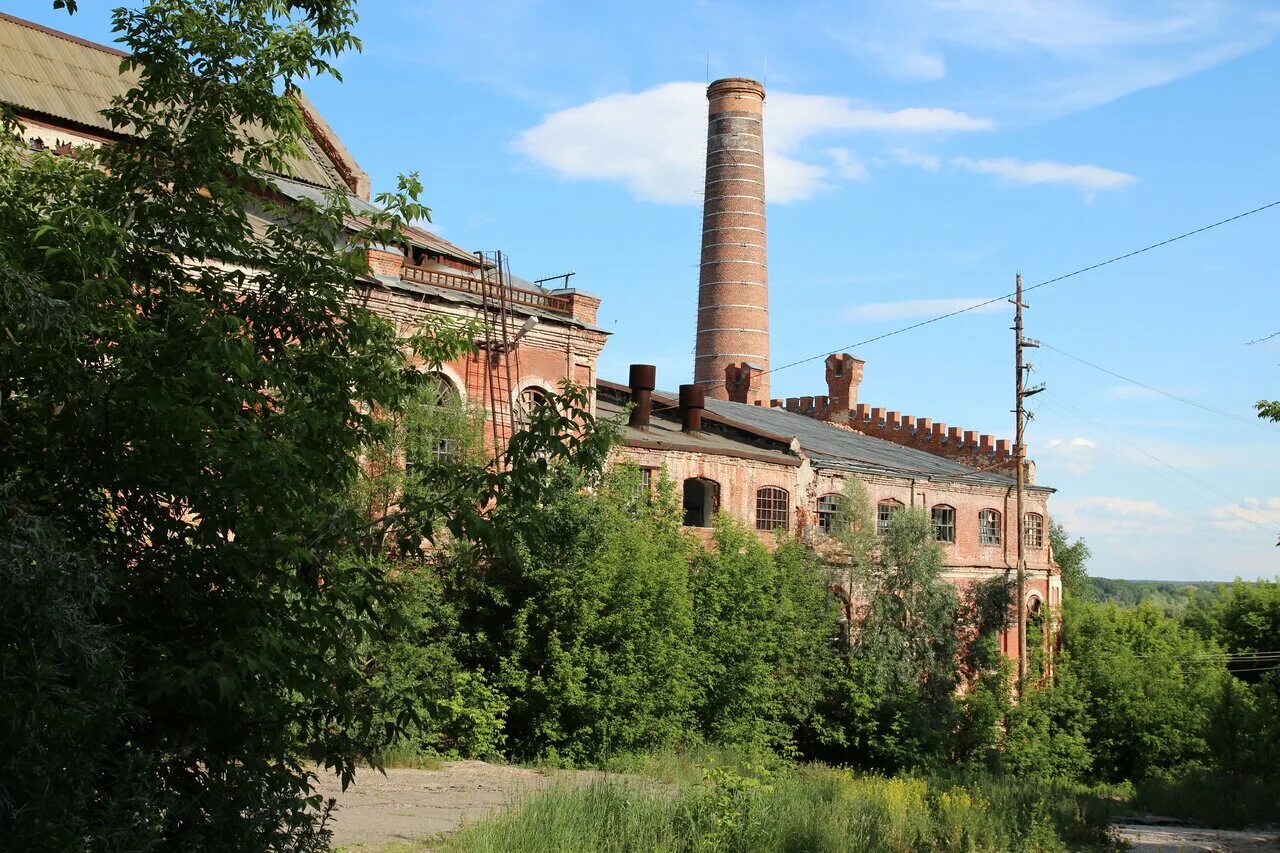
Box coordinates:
[0,12,348,191]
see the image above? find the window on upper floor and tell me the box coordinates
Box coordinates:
[406,372,464,472]
[756,487,790,532]
[1023,512,1044,548]
[816,494,841,534]
[932,505,956,543]
[877,499,903,536]
[979,509,1002,546]
[683,477,720,528]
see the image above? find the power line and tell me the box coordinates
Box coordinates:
[1039,341,1278,433]
[1246,330,1280,346]
[759,198,1280,380]
[1035,391,1280,533]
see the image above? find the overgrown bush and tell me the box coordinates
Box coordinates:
[688,517,832,754]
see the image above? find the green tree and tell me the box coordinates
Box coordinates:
[1060,603,1227,782]
[689,516,832,753]
[434,462,696,764]
[1050,521,1092,602]
[0,1,556,846]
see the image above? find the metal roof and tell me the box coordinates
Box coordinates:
[696,395,1027,487]
[269,176,483,265]
[0,12,343,191]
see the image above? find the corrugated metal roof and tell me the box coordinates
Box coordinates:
[0,12,342,190]
[269,176,481,265]
[696,395,1026,487]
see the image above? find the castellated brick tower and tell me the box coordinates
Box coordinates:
[694,78,770,405]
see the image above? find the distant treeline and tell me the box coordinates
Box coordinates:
[1087,577,1227,612]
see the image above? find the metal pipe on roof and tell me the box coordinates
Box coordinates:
[680,384,705,434]
[628,364,656,429]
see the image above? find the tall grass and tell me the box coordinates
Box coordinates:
[1129,771,1280,829]
[439,761,1119,852]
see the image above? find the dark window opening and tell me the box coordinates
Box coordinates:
[683,478,720,527]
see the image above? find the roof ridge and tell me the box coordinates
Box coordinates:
[0,12,129,59]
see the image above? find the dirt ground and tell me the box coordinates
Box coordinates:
[318,764,1280,852]
[1114,821,1280,852]
[315,761,602,850]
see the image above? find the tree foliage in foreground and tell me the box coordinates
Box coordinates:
[0,0,602,847]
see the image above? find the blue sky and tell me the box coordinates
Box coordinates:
[16,1,1280,581]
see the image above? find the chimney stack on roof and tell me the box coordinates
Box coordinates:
[628,363,656,429]
[679,383,706,434]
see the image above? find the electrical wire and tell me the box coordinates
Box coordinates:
[1246,330,1280,346]
[1033,391,1280,533]
[754,198,1280,381]
[1038,341,1278,433]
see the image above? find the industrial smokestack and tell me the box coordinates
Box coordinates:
[628,364,656,429]
[694,78,769,405]
[679,383,705,434]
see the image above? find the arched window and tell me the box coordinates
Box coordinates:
[816,494,841,534]
[1023,512,1044,547]
[682,477,720,528]
[979,509,1002,545]
[406,372,463,470]
[516,385,549,421]
[756,487,790,531]
[931,504,956,543]
[876,499,902,536]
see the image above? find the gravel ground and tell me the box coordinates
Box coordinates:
[315,761,605,850]
[1114,821,1279,852]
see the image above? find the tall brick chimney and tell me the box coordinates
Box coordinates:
[694,78,769,405]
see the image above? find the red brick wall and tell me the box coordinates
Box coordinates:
[695,78,771,404]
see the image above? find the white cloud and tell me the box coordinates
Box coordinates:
[842,297,1005,322]
[887,148,941,171]
[1040,435,1100,474]
[514,82,992,204]
[1053,494,1176,536]
[833,1,1280,116]
[1210,497,1280,533]
[953,156,1136,193]
[827,148,868,181]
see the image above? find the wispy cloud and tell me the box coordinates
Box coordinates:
[827,148,868,180]
[1210,497,1280,532]
[514,82,992,204]
[831,1,1280,116]
[1053,494,1176,535]
[953,157,1136,193]
[1041,436,1101,474]
[842,297,1004,322]
[886,148,941,171]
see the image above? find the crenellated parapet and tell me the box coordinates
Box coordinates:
[769,397,1019,473]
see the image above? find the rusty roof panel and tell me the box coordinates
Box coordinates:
[0,12,342,190]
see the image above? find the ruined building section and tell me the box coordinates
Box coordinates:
[767,352,1026,479]
[0,11,609,460]
[695,78,771,405]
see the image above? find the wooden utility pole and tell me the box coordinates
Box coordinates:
[1012,272,1044,693]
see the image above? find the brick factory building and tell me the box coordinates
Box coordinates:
[0,12,608,453]
[603,78,1062,668]
[1,14,1059,666]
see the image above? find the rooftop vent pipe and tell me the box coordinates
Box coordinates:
[628,364,656,429]
[679,383,705,434]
